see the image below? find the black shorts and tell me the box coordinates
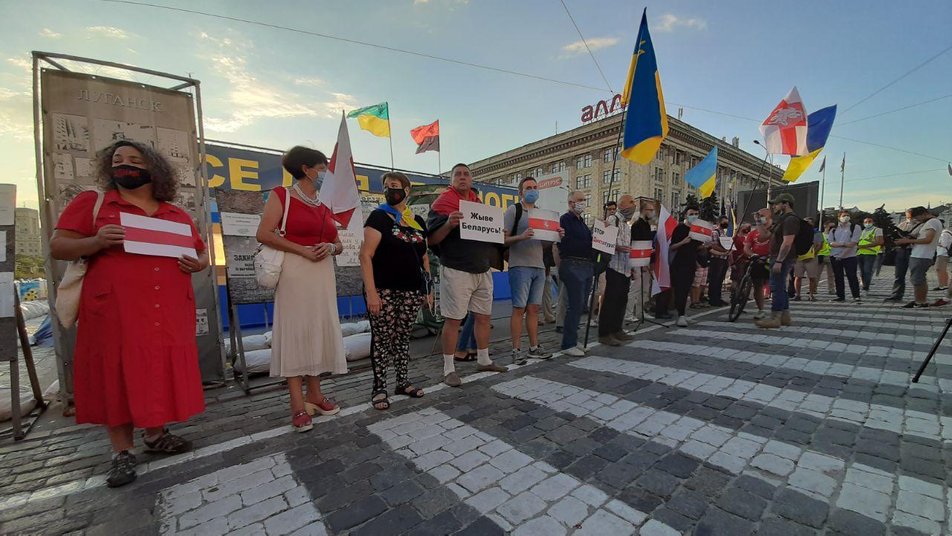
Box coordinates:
[750,258,770,282]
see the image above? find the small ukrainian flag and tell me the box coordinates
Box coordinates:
[620,9,668,165]
[685,147,718,199]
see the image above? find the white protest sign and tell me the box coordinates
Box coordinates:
[335,229,362,267]
[220,212,261,237]
[527,208,561,242]
[592,220,619,255]
[459,200,503,244]
[120,212,197,259]
[719,236,734,250]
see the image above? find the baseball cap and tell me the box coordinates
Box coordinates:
[768,193,795,205]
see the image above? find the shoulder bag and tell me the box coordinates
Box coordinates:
[254,188,292,289]
[55,191,105,328]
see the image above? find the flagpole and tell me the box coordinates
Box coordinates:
[839,152,845,209]
[388,136,395,171]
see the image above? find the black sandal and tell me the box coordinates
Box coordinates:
[396,385,425,398]
[371,391,390,411]
[143,429,192,455]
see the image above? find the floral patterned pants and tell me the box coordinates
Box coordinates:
[368,288,423,393]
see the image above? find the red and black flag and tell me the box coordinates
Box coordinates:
[410,120,440,154]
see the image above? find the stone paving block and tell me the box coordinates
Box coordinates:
[835,483,891,522]
[496,491,547,525]
[227,496,288,530]
[499,464,549,495]
[457,464,506,494]
[573,510,635,536]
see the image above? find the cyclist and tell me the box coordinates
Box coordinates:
[744,209,772,319]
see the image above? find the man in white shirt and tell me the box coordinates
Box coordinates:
[934,222,951,291]
[894,206,941,308]
[598,195,636,345]
[827,210,863,302]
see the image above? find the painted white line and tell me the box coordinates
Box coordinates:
[694,319,943,347]
[368,407,675,534]
[492,376,949,531]
[156,453,328,536]
[568,356,951,442]
[622,339,949,392]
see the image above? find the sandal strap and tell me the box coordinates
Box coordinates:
[144,431,188,452]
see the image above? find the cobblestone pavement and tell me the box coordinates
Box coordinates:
[1,273,951,535]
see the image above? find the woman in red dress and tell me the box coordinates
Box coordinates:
[50,140,208,488]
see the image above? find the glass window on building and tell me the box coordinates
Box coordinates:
[602,170,611,185]
[576,174,592,189]
[654,187,664,201]
[671,191,681,208]
[534,167,544,177]
[672,171,680,184]
[552,161,565,173]
[654,167,664,182]
[675,150,683,165]
[604,148,616,163]
[577,154,593,169]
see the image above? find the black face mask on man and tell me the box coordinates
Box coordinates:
[112,164,152,190]
[385,187,407,206]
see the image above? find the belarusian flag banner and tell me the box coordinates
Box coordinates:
[527,208,561,242]
[120,212,197,259]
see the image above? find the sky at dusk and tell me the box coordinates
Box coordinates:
[0,0,949,212]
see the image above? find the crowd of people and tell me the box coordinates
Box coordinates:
[51,139,948,488]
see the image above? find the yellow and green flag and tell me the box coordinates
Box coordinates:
[347,102,390,138]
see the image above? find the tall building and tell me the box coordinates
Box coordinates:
[15,207,42,257]
[470,112,784,222]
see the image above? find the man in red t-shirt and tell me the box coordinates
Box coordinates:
[744,209,772,319]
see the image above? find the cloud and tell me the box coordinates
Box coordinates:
[655,13,707,33]
[559,37,619,59]
[198,33,357,133]
[7,57,31,73]
[86,26,129,39]
[0,86,33,141]
[39,28,61,39]
[293,76,325,87]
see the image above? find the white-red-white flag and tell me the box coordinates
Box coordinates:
[120,212,197,259]
[323,112,363,232]
[651,204,677,296]
[760,87,809,156]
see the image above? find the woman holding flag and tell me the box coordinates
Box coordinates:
[359,172,432,410]
[50,140,209,488]
[256,146,347,433]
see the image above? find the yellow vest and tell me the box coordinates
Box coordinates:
[817,233,831,256]
[858,227,881,255]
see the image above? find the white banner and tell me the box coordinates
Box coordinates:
[592,220,619,255]
[527,208,561,242]
[220,212,260,237]
[459,200,504,244]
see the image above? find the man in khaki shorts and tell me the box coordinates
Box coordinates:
[427,163,508,386]
[793,217,822,301]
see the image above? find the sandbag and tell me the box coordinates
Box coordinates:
[241,334,270,352]
[243,349,272,374]
[343,332,372,362]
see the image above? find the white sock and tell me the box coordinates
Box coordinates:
[476,348,491,366]
[443,354,455,376]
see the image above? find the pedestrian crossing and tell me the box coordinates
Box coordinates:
[696,319,942,346]
[368,408,676,535]
[491,374,949,534]
[622,338,948,392]
[568,356,950,442]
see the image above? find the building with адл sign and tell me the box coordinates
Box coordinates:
[470,105,784,223]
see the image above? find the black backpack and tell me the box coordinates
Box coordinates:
[793,217,817,256]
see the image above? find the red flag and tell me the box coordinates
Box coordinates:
[652,204,677,296]
[324,112,362,231]
[410,120,439,144]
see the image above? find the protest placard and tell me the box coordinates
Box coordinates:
[335,229,362,267]
[220,212,261,237]
[120,212,197,259]
[592,219,619,255]
[527,208,561,242]
[459,200,503,244]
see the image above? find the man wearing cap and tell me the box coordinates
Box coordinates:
[756,193,800,329]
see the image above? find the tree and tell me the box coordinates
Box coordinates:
[871,204,900,250]
[683,193,720,221]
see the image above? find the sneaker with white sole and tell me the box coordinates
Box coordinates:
[527,345,553,360]
[752,310,767,320]
[676,316,689,327]
[562,346,586,357]
[510,348,528,366]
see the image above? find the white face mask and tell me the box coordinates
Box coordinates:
[839,216,850,223]
[573,201,586,214]
[864,223,873,229]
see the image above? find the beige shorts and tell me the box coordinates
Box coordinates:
[794,257,820,278]
[439,266,494,320]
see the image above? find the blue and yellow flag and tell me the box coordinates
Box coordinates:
[685,147,717,199]
[782,105,837,182]
[620,9,668,165]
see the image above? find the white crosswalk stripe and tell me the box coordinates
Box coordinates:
[667,327,951,362]
[155,453,327,536]
[695,319,942,346]
[567,356,951,442]
[368,407,676,535]
[622,338,950,392]
[493,376,949,533]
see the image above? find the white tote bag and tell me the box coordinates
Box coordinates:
[55,191,105,328]
[254,189,291,289]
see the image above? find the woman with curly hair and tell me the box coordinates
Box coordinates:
[49,140,208,488]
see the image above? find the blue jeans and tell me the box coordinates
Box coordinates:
[769,259,795,312]
[560,259,593,350]
[456,314,477,352]
[858,255,876,291]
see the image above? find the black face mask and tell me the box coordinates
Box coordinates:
[112,164,152,190]
[385,187,407,206]
[720,223,729,229]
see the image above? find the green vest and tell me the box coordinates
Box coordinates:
[858,227,881,255]
[817,233,831,256]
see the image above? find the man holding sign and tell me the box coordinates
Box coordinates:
[427,163,508,387]
[503,177,563,365]
[557,191,594,356]
[597,195,637,345]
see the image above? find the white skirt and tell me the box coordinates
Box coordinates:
[270,252,348,378]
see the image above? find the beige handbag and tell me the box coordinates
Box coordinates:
[254,188,291,289]
[55,191,104,329]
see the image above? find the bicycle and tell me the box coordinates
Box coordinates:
[728,255,767,322]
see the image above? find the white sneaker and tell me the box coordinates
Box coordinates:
[562,346,586,357]
[753,310,767,320]
[676,316,689,327]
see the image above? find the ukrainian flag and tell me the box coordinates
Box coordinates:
[620,9,668,165]
[685,147,718,199]
[782,105,837,182]
[347,102,391,138]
